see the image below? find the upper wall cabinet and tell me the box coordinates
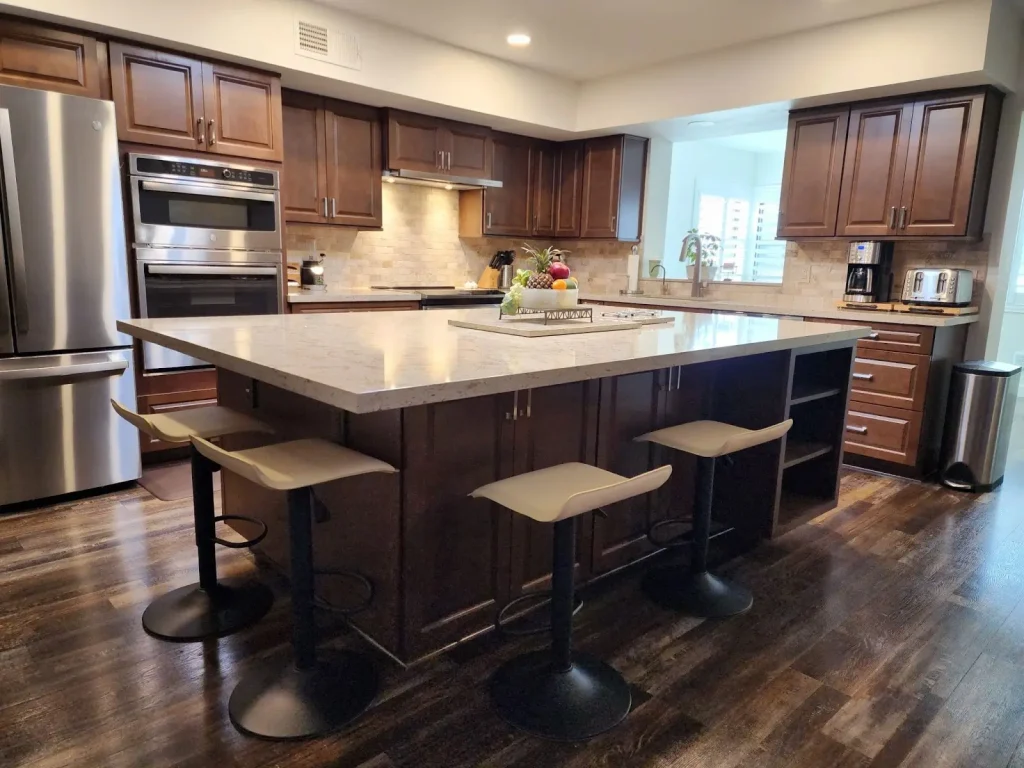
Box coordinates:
[385,109,491,179]
[109,42,283,162]
[580,135,648,241]
[777,107,850,238]
[0,19,106,98]
[554,141,584,238]
[282,90,382,228]
[779,87,1002,240]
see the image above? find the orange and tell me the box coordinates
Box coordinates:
[552,279,567,291]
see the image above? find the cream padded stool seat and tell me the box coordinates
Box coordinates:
[191,435,396,741]
[636,418,793,617]
[110,400,275,643]
[471,463,671,742]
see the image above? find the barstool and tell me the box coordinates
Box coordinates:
[471,462,672,742]
[190,434,396,741]
[636,419,792,617]
[111,400,276,642]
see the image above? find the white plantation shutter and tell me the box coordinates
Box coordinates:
[750,187,785,282]
[695,193,749,281]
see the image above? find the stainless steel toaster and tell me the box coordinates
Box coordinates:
[901,268,974,306]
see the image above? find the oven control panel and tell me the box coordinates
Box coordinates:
[133,155,277,188]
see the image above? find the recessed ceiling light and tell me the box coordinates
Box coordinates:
[688,120,715,127]
[507,33,531,46]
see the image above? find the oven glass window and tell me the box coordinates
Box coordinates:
[144,271,279,318]
[138,184,277,232]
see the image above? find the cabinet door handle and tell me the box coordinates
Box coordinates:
[448,151,452,170]
[898,206,907,230]
[852,372,874,381]
[846,425,868,435]
[208,119,216,146]
[486,211,492,229]
[437,150,443,170]
[197,116,205,144]
[888,206,896,229]
[867,332,880,339]
[331,198,337,218]
[525,389,533,418]
[322,197,328,217]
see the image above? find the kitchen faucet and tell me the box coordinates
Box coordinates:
[650,262,668,295]
[681,232,705,298]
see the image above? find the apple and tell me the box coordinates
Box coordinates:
[548,262,570,280]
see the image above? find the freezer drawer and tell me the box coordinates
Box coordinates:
[0,350,141,507]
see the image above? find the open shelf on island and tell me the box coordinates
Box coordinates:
[783,439,832,469]
[788,384,842,406]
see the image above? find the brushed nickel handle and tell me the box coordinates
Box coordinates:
[852,372,874,381]
[447,151,452,170]
[437,150,443,170]
[322,197,328,217]
[846,425,868,435]
[486,211,492,229]
[197,116,205,144]
[898,206,907,230]
[208,119,216,145]
[867,332,880,339]
[525,389,533,419]
[888,206,896,229]
[331,198,337,218]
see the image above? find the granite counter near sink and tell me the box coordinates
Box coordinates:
[287,287,422,303]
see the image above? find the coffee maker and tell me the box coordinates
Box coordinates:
[844,241,894,304]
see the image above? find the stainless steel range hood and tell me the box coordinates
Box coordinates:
[382,169,502,191]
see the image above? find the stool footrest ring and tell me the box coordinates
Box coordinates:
[312,568,375,616]
[646,518,735,549]
[496,591,583,637]
[212,515,268,549]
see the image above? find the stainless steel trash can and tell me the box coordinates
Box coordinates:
[940,361,1021,491]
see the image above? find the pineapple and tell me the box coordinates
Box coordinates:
[521,243,569,290]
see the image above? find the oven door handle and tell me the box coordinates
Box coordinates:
[146,265,280,276]
[140,179,277,203]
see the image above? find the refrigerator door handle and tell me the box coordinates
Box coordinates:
[0,108,29,333]
[0,354,128,382]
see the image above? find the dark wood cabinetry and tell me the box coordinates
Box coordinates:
[580,135,648,240]
[555,141,584,238]
[385,109,491,179]
[532,142,558,238]
[282,91,382,228]
[136,369,217,456]
[0,19,106,97]
[778,107,850,238]
[110,42,283,161]
[781,88,1002,240]
[483,132,535,237]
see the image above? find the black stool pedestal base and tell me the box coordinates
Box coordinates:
[228,650,379,741]
[141,577,274,642]
[490,650,632,742]
[642,567,753,618]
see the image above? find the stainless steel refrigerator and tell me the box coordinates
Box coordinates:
[0,85,140,508]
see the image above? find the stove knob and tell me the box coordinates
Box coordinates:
[222,168,231,179]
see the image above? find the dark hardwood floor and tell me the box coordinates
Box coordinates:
[4,453,1024,767]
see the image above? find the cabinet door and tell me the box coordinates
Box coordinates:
[484,133,534,237]
[325,100,383,228]
[510,384,598,596]
[0,20,101,97]
[777,107,850,237]
[446,120,492,178]
[836,101,913,237]
[898,92,986,237]
[386,110,443,173]
[580,136,623,239]
[402,394,515,659]
[555,141,584,238]
[532,142,558,237]
[281,96,328,224]
[201,62,283,162]
[592,370,669,574]
[109,43,206,151]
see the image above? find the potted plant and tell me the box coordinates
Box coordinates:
[682,229,721,282]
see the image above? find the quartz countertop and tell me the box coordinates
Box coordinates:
[118,308,868,414]
[582,292,979,327]
[287,288,422,303]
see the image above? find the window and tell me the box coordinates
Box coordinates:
[693,184,784,283]
[750,186,786,282]
[696,194,749,281]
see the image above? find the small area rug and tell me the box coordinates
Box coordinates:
[138,460,193,502]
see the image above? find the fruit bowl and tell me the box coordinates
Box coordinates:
[520,288,579,310]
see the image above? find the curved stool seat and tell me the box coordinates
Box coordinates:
[635,418,793,618]
[471,463,671,742]
[111,400,275,643]
[192,436,397,741]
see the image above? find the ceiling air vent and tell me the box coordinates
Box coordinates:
[295,19,362,71]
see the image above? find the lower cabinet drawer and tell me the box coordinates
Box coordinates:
[850,350,930,411]
[138,392,217,453]
[843,402,922,466]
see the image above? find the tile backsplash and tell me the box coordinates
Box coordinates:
[286,183,990,307]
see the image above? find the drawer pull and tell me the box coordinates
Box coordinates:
[846,425,868,434]
[852,372,874,381]
[867,332,880,339]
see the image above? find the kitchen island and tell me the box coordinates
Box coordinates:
[119,308,867,663]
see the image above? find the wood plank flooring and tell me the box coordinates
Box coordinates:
[3,459,1024,767]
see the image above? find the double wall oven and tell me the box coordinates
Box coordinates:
[129,153,284,371]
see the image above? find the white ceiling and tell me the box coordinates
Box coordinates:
[705,129,789,154]
[316,0,943,80]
